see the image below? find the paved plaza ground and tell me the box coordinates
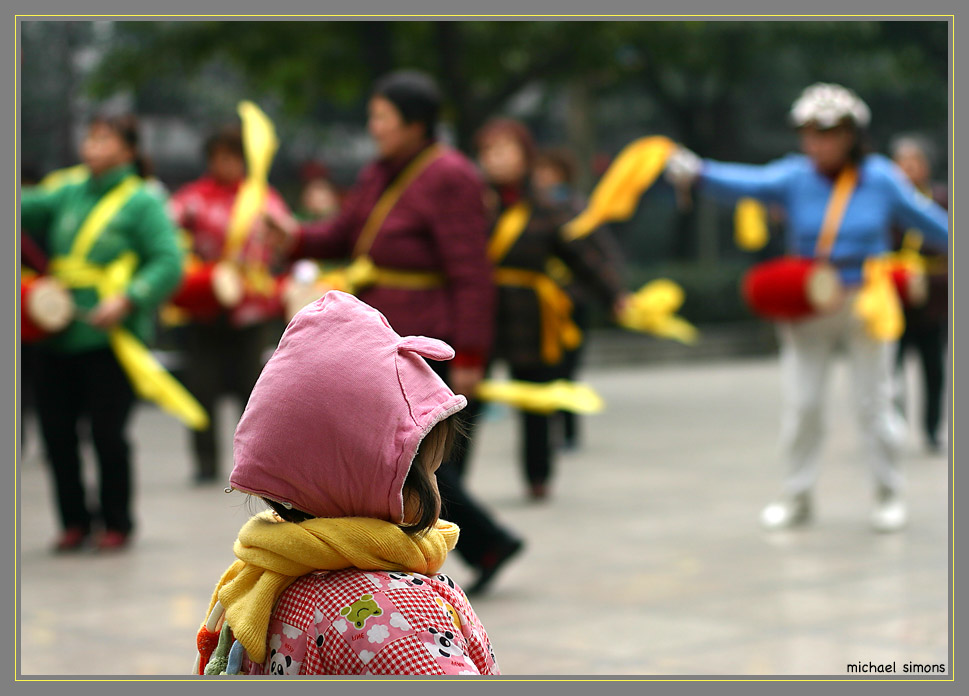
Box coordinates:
[17,352,950,676]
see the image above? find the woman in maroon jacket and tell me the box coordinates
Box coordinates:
[269,71,523,595]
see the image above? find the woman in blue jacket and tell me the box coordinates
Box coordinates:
[665,83,949,533]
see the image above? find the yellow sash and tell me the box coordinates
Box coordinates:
[38,164,90,191]
[494,267,582,365]
[323,144,447,295]
[489,201,582,363]
[488,201,531,264]
[815,166,858,259]
[49,175,209,430]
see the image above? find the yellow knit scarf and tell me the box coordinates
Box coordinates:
[203,512,459,664]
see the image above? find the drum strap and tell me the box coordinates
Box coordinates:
[352,142,444,259]
[814,166,858,259]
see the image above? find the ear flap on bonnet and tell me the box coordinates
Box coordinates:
[396,336,456,361]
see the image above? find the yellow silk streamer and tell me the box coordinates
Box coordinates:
[50,175,209,430]
[224,101,279,262]
[563,135,676,241]
[734,198,769,251]
[854,257,905,342]
[494,267,583,364]
[883,247,928,277]
[50,253,210,431]
[618,279,699,345]
[476,379,604,415]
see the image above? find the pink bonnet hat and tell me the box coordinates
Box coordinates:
[229,291,467,522]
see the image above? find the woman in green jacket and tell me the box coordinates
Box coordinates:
[21,113,184,552]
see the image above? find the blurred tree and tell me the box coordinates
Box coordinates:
[86,20,947,156]
[79,19,947,264]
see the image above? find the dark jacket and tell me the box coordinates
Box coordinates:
[490,185,625,369]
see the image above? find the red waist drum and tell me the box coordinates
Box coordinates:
[21,275,74,343]
[742,257,843,321]
[170,261,244,317]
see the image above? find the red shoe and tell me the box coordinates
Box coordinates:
[528,482,549,501]
[96,530,130,551]
[53,527,88,553]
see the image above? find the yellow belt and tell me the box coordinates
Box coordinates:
[495,267,582,364]
[330,255,446,294]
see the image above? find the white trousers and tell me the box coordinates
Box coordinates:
[776,293,906,497]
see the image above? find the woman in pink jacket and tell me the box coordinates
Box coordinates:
[194,291,500,676]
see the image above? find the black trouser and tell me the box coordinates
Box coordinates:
[34,348,136,534]
[510,363,563,487]
[427,360,520,568]
[896,319,947,442]
[183,318,274,478]
[556,299,591,448]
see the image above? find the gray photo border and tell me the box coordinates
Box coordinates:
[6,1,962,696]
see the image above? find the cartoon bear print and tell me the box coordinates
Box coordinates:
[423,626,469,661]
[339,593,383,630]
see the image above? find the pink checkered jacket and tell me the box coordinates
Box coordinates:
[240,568,500,675]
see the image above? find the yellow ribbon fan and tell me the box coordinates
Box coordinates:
[734,198,769,251]
[224,101,279,262]
[50,251,210,430]
[563,135,676,241]
[854,257,905,342]
[476,379,604,415]
[618,278,699,345]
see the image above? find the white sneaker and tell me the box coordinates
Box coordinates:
[760,494,811,530]
[871,490,907,533]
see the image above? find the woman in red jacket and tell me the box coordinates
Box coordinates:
[170,125,294,484]
[268,71,523,595]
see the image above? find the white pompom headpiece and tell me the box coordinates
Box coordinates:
[790,83,871,130]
